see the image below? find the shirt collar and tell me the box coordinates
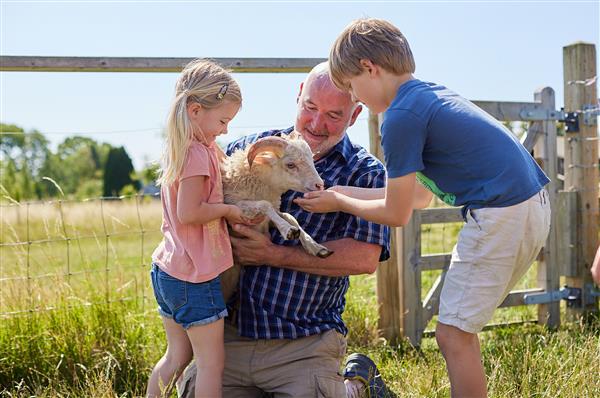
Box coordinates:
[317,133,353,164]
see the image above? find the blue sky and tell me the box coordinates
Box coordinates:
[1,0,598,169]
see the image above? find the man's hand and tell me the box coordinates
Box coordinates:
[293,189,343,213]
[230,224,277,266]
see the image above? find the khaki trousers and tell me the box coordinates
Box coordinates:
[178,322,348,398]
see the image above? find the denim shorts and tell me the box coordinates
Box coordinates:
[150,263,228,329]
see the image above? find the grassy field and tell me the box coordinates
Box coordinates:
[1,199,599,397]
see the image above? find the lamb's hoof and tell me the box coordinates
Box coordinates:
[286,228,300,240]
[317,248,334,258]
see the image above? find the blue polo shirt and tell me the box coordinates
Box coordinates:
[382,79,549,215]
[226,128,390,339]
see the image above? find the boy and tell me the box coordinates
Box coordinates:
[294,18,551,397]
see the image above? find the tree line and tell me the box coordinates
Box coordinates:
[0,123,158,202]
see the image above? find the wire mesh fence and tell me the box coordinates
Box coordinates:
[0,194,163,318]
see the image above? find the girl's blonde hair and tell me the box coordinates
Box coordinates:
[157,59,242,186]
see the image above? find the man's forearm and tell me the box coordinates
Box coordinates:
[268,238,381,277]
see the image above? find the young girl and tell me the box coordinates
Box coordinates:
[147,59,250,398]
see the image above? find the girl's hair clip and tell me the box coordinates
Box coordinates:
[216,83,229,100]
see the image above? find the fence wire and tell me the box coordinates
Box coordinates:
[0,193,162,318]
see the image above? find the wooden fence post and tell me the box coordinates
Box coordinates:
[370,111,402,343]
[399,212,421,346]
[533,87,561,327]
[563,42,599,318]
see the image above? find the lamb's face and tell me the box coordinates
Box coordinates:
[274,140,324,193]
[247,134,324,194]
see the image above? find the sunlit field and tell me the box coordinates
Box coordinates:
[1,199,598,397]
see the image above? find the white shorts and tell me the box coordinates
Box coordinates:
[438,189,551,333]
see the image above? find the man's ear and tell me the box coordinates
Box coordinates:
[296,82,304,103]
[348,104,363,127]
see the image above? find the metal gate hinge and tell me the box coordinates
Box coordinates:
[524,285,600,307]
[523,286,581,306]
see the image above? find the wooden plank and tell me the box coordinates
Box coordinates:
[399,211,422,346]
[522,121,543,152]
[557,190,579,277]
[418,254,451,271]
[421,273,445,330]
[499,288,545,308]
[563,42,599,318]
[533,86,561,328]
[472,100,545,121]
[371,111,402,344]
[0,56,326,73]
[418,207,463,224]
[424,320,538,338]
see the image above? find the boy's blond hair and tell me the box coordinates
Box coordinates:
[329,18,415,90]
[157,59,241,186]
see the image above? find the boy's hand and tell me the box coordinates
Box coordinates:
[293,189,342,213]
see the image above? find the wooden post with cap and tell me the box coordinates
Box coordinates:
[562,42,599,318]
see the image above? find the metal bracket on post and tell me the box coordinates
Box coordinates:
[519,108,564,121]
[562,111,580,133]
[582,104,599,127]
[583,283,600,306]
[518,104,598,133]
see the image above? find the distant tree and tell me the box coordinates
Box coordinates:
[0,123,50,200]
[0,158,19,201]
[139,163,160,185]
[103,146,139,197]
[0,123,25,158]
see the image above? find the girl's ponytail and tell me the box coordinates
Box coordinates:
[157,59,241,186]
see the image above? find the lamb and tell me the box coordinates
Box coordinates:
[219,131,333,300]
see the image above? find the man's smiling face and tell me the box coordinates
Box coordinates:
[295,67,361,160]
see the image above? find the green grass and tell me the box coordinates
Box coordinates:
[1,200,599,397]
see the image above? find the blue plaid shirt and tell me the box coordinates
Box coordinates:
[226,127,390,339]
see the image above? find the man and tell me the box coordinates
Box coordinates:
[179,63,392,397]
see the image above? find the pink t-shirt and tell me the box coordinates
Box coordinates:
[152,141,233,283]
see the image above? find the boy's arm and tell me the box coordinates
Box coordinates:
[332,181,432,209]
[413,182,433,209]
[295,173,417,227]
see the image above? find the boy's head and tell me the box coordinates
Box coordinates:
[329,18,415,91]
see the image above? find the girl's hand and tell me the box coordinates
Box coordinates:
[225,205,248,225]
[293,189,342,213]
[225,205,265,226]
